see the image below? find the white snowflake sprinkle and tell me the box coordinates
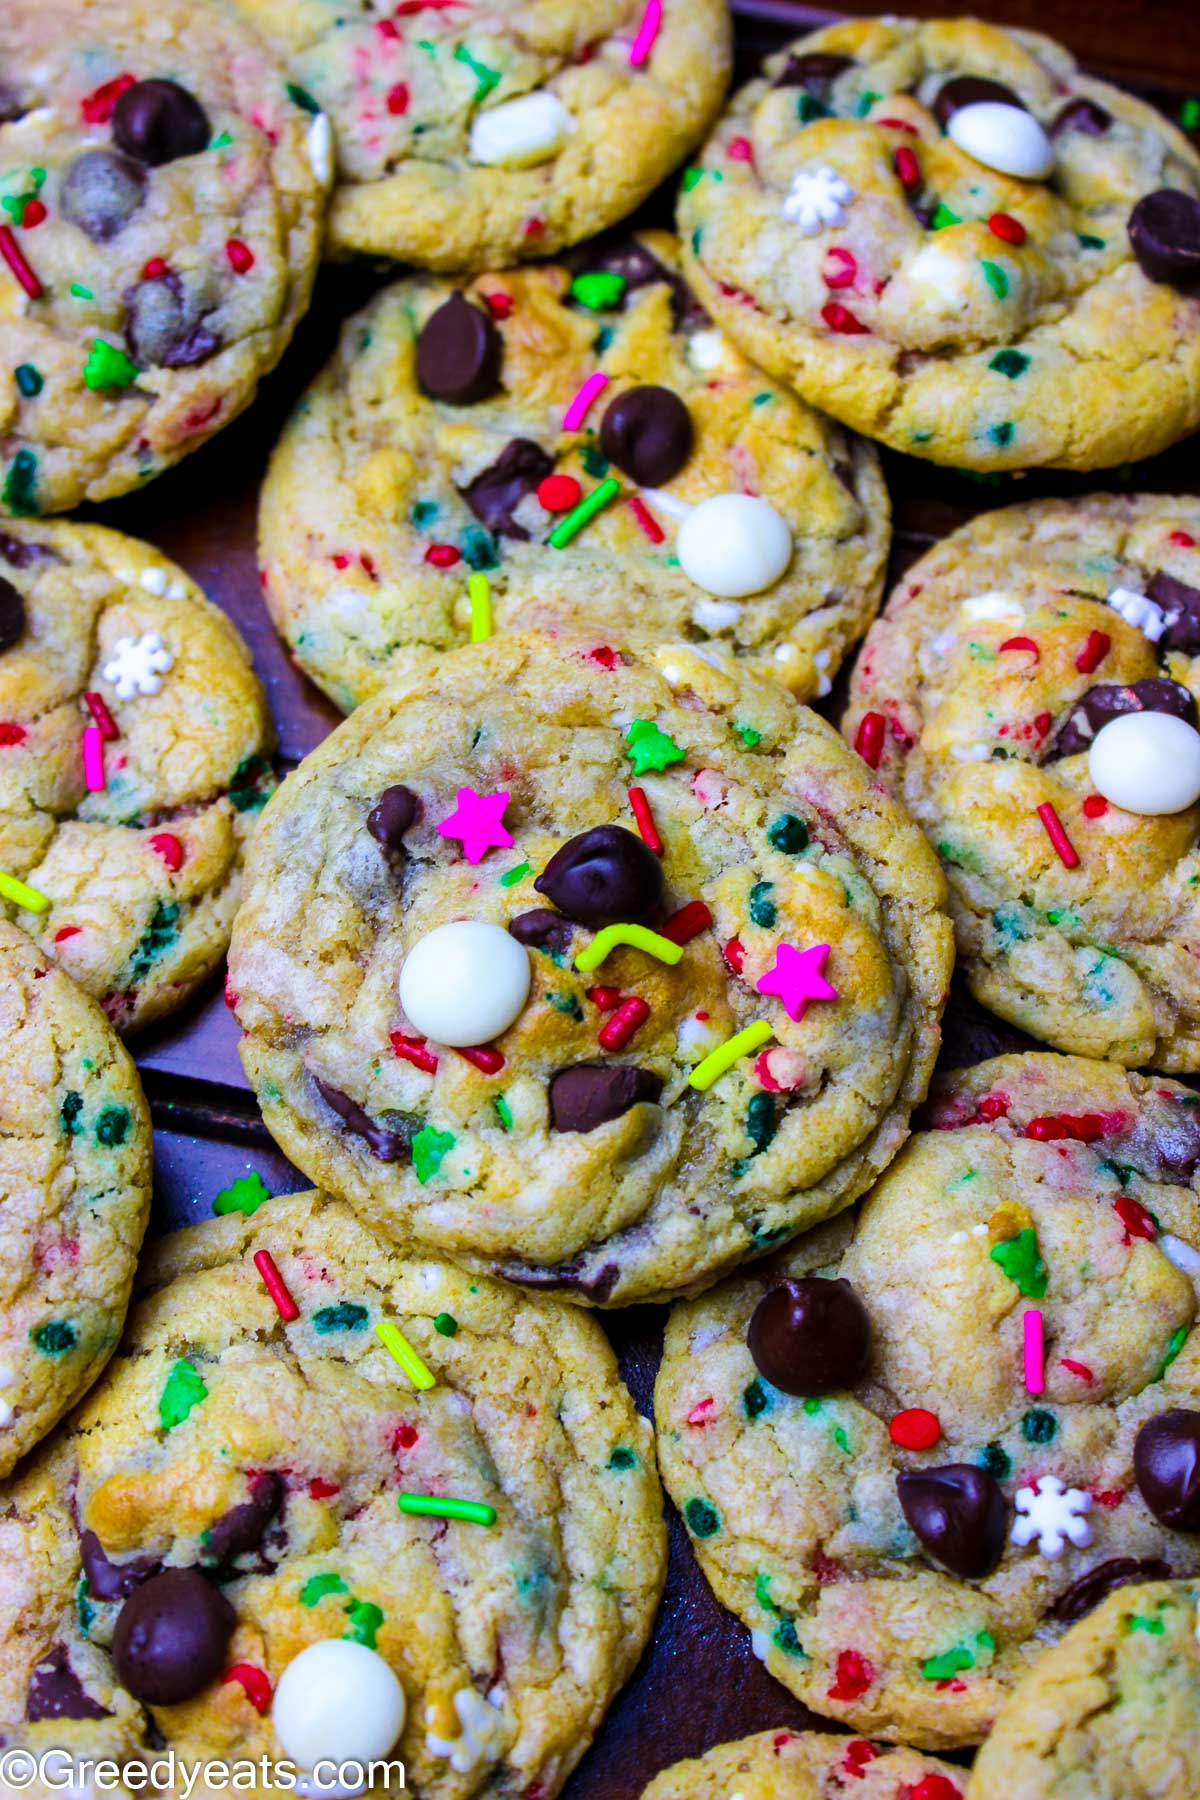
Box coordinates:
[1011,1475,1093,1558]
[425,1689,506,1774]
[101,632,173,700]
[782,165,855,234]
[1107,585,1166,642]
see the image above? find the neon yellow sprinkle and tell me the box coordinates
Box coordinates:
[574,923,684,975]
[468,572,492,643]
[375,1320,436,1391]
[0,870,50,913]
[687,1021,773,1092]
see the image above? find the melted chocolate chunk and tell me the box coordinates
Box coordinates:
[773,52,855,102]
[416,292,502,405]
[367,784,420,857]
[0,532,57,570]
[933,76,1026,127]
[79,1531,162,1602]
[1149,571,1200,654]
[506,1258,621,1302]
[26,1646,110,1722]
[1052,677,1197,758]
[112,1569,235,1706]
[124,275,220,369]
[1050,1556,1173,1623]
[1134,1410,1200,1529]
[202,1471,284,1571]
[600,386,693,488]
[747,1278,871,1396]
[461,438,554,540]
[548,1065,663,1133]
[314,1078,415,1163]
[0,577,25,654]
[534,825,664,927]
[897,1464,1007,1580]
[59,150,146,242]
[576,236,709,331]
[112,79,211,166]
[1128,190,1200,289]
[508,908,574,954]
[1050,97,1112,137]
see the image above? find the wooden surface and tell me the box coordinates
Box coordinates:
[73,4,1200,1791]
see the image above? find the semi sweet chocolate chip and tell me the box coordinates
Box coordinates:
[0,577,25,653]
[202,1471,284,1570]
[1134,1409,1200,1529]
[548,1064,663,1133]
[112,79,211,166]
[0,532,57,570]
[461,438,554,540]
[1050,1556,1173,1623]
[897,1465,1007,1580]
[933,76,1025,127]
[314,1078,415,1163]
[773,52,855,101]
[124,276,220,369]
[416,292,502,405]
[534,825,664,927]
[1128,190,1200,289]
[1052,677,1197,758]
[747,1277,871,1396]
[508,908,574,954]
[59,150,146,242]
[26,1645,111,1722]
[1150,571,1200,654]
[600,386,693,487]
[507,1257,621,1302]
[1050,97,1113,137]
[79,1531,162,1602]
[112,1568,235,1705]
[576,236,709,330]
[367,784,420,856]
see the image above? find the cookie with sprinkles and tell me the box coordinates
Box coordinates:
[0,919,150,1478]
[226,0,730,269]
[640,1728,964,1799]
[677,17,1200,473]
[0,519,273,1032]
[0,0,327,515]
[0,1187,665,1798]
[845,494,1200,1070]
[654,1050,1200,1749]
[968,1580,1200,1800]
[228,631,952,1305]
[258,231,891,712]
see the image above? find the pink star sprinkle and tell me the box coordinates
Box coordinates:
[436,786,513,864]
[756,942,838,1022]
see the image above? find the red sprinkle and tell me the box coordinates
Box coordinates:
[727,135,754,163]
[331,553,350,569]
[598,996,650,1051]
[1169,530,1196,547]
[224,1664,272,1713]
[828,1649,875,1702]
[149,832,183,872]
[483,290,514,319]
[81,72,136,124]
[976,1094,1009,1122]
[308,1476,340,1499]
[841,1740,880,1778]
[425,543,461,567]
[225,239,255,274]
[627,494,665,543]
[628,785,663,854]
[1060,1357,1095,1382]
[1075,629,1111,674]
[894,146,921,189]
[822,300,870,335]
[21,199,46,230]
[83,693,118,739]
[390,1031,439,1073]
[1094,1487,1126,1508]
[722,936,746,975]
[141,257,170,280]
[537,473,582,512]
[254,1250,299,1322]
[823,246,858,289]
[587,645,620,669]
[661,900,712,945]
[988,211,1027,245]
[1036,801,1079,869]
[686,1397,714,1425]
[522,217,545,239]
[0,722,27,746]
[854,711,886,769]
[998,635,1040,662]
[0,226,42,300]
[1114,1194,1156,1242]
[455,1043,505,1074]
[907,1780,963,1800]
[54,925,81,943]
[889,1408,940,1451]
[879,116,919,134]
[587,986,623,1011]
[1025,1112,1107,1143]
[1082,794,1108,818]
[392,1422,418,1451]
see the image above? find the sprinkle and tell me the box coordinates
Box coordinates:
[990,1228,1047,1297]
[727,136,754,163]
[468,571,492,642]
[493,1094,513,1130]
[82,340,138,390]
[425,543,461,567]
[562,370,609,432]
[387,82,410,115]
[981,260,1009,299]
[1169,529,1196,547]
[1075,629,1111,673]
[570,272,625,310]
[1023,1309,1044,1394]
[988,211,1027,244]
[149,833,184,872]
[82,727,105,792]
[1037,802,1079,869]
[575,923,683,975]
[254,1249,299,1321]
[821,300,869,334]
[628,0,662,66]
[823,246,857,288]
[998,635,1039,662]
[688,1021,773,1092]
[627,494,665,543]
[159,1358,207,1430]
[660,902,712,948]
[548,477,621,548]
[213,1171,272,1217]
[628,785,663,853]
[0,870,49,912]
[412,1126,455,1182]
[894,145,920,188]
[437,786,512,863]
[454,1044,505,1074]
[854,711,886,768]
[453,42,502,101]
[625,717,684,776]
[391,1031,439,1073]
[69,283,93,300]
[1082,794,1107,818]
[598,996,650,1050]
[930,201,961,230]
[756,943,837,1023]
[1182,97,1200,132]
[1061,1357,1094,1382]
[82,691,119,739]
[81,72,136,124]
[14,362,42,397]
[398,1494,495,1525]
[990,348,1030,379]
[588,986,622,1010]
[889,1408,941,1450]
[0,226,42,300]
[537,473,581,512]
[224,1664,272,1713]
[499,863,531,889]
[225,239,255,274]
[376,1320,436,1390]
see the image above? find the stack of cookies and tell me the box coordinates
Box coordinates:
[1,4,1199,1797]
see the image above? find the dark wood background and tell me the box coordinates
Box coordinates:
[75,4,1200,1790]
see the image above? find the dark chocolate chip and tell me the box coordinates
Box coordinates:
[747,1277,871,1396]
[111,1568,235,1706]
[461,438,553,540]
[548,1065,663,1133]
[508,908,574,954]
[202,1471,284,1571]
[1150,571,1200,654]
[1050,97,1113,137]
[112,79,211,166]
[534,825,664,927]
[576,236,709,330]
[1050,1556,1173,1623]
[1128,190,1200,289]
[599,386,693,488]
[933,76,1026,128]
[124,276,220,369]
[26,1645,110,1722]
[79,1531,162,1603]
[1052,677,1197,758]
[1134,1409,1200,1529]
[0,577,25,654]
[0,532,57,570]
[314,1078,415,1163]
[506,1257,621,1302]
[367,784,420,857]
[897,1464,1007,1580]
[773,52,855,101]
[416,292,502,405]
[59,150,146,242]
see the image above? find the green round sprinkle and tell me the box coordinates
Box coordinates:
[462,524,499,571]
[1021,1408,1057,1444]
[95,1105,130,1147]
[772,1615,805,1655]
[83,339,139,391]
[930,202,961,230]
[681,167,704,191]
[607,1446,637,1470]
[398,1493,496,1526]
[433,1312,458,1337]
[684,1497,720,1537]
[14,363,42,398]
[230,754,273,813]
[990,421,1015,448]
[989,348,1029,380]
[300,1571,348,1606]
[1181,96,1200,131]
[922,1645,974,1680]
[548,476,621,550]
[411,499,439,527]
[767,813,808,854]
[749,881,776,928]
[3,448,37,515]
[159,1358,208,1430]
[797,94,828,124]
[743,1378,770,1419]
[581,444,610,478]
[60,1091,83,1136]
[978,1441,1012,1479]
[745,1092,777,1156]
[980,260,1009,300]
[213,1171,272,1217]
[737,724,762,748]
[313,1302,369,1333]
[570,272,626,310]
[32,1320,77,1355]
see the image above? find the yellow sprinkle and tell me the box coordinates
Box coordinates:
[0,870,50,913]
[574,923,684,975]
[468,573,492,643]
[687,1021,773,1092]
[375,1320,436,1391]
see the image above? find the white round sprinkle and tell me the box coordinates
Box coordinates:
[399,921,530,1047]
[307,113,334,188]
[677,494,792,599]
[469,92,574,168]
[1087,711,1200,815]
[272,1641,406,1770]
[947,102,1054,180]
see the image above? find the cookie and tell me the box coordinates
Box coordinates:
[0,0,328,516]
[968,1579,1200,1800]
[0,519,273,1032]
[0,919,150,1479]
[228,631,952,1306]
[259,231,891,713]
[642,1729,964,1799]
[844,494,1200,1071]
[228,0,730,268]
[0,1187,665,1798]
[654,1051,1200,1749]
[677,17,1200,473]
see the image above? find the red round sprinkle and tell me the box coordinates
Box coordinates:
[483,289,514,319]
[537,474,582,513]
[827,1649,875,1702]
[661,899,713,945]
[21,199,46,229]
[598,996,650,1051]
[823,246,858,289]
[0,722,27,746]
[894,146,921,189]
[1074,628,1111,674]
[1169,529,1196,547]
[909,1779,962,1800]
[424,543,461,567]
[392,1422,418,1451]
[587,645,620,669]
[1114,1194,1156,1241]
[841,1741,879,1777]
[587,986,623,1011]
[224,1664,272,1714]
[523,217,545,238]
[149,832,184,872]
[455,1043,505,1074]
[1094,1487,1126,1508]
[54,925,81,943]
[727,136,754,163]
[854,710,886,769]
[331,552,350,569]
[385,81,410,114]
[722,936,745,975]
[1082,794,1108,818]
[254,1249,299,1321]
[390,1031,439,1073]
[81,72,136,125]
[142,257,170,279]
[988,211,1027,245]
[821,300,870,335]
[976,1093,1009,1121]
[376,18,400,39]
[889,1407,941,1450]
[308,1476,340,1499]
[225,239,255,274]
[998,634,1039,662]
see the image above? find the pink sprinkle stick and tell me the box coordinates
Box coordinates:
[628,0,663,66]
[562,370,609,432]
[1023,1309,1045,1395]
[82,726,105,792]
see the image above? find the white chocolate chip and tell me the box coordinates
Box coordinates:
[1088,711,1200,815]
[686,328,727,371]
[678,494,793,598]
[469,91,574,168]
[272,1641,406,1770]
[948,102,1055,180]
[959,592,1026,624]
[307,112,334,187]
[399,921,530,1047]
[692,597,742,633]
[138,567,168,595]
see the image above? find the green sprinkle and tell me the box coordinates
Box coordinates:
[60,1091,83,1136]
[301,1572,348,1606]
[580,444,609,478]
[922,1646,974,1680]
[1126,1613,1166,1635]
[743,1378,770,1420]
[749,881,776,927]
[833,1425,851,1453]
[398,1494,496,1525]
[751,391,773,407]
[82,339,139,391]
[1158,1323,1188,1379]
[1021,1408,1057,1444]
[69,283,94,300]
[286,82,321,114]
[128,901,180,980]
[803,1398,822,1416]
[571,272,626,310]
[681,167,704,190]
[755,1571,775,1611]
[930,202,961,230]
[14,363,42,398]
[229,753,273,813]
[3,448,37,514]
[499,862,531,887]
[549,476,621,549]
[978,1442,1011,1479]
[210,130,233,150]
[453,43,502,102]
[159,1358,208,1430]
[462,524,499,571]
[989,349,1029,379]
[75,1576,94,1636]
[626,718,685,777]
[797,93,828,124]
[737,724,762,747]
[767,812,808,854]
[745,1092,777,1155]
[343,1598,383,1647]
[494,1094,513,1131]
[313,1303,369,1333]
[607,1446,638,1471]
[433,1312,458,1337]
[990,1228,1047,1298]
[1182,97,1200,132]
[593,326,614,353]
[95,1105,130,1147]
[32,1321,77,1355]
[1077,232,1106,250]
[773,1615,806,1656]
[213,1171,272,1217]
[546,991,583,1019]
[413,1126,455,1184]
[411,499,439,527]
[684,1497,720,1537]
[980,260,1009,299]
[854,90,880,117]
[989,421,1015,448]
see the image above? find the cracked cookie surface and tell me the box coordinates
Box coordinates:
[640,1729,963,1798]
